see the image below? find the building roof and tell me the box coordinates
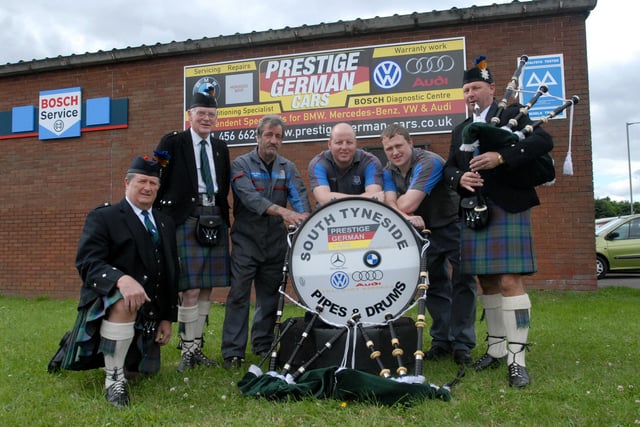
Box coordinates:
[0,0,597,77]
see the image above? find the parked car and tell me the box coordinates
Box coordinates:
[596,214,640,279]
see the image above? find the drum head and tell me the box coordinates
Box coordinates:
[289,197,421,325]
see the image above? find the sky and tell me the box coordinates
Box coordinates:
[0,0,634,201]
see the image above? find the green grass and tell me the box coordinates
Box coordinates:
[1,288,638,426]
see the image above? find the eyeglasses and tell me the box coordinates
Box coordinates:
[193,110,217,119]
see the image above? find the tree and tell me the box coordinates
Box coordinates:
[594,197,640,218]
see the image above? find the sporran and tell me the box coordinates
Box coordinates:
[460,194,490,230]
[195,215,223,246]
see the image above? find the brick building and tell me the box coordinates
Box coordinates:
[0,0,598,299]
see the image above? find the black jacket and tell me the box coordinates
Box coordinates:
[154,130,231,226]
[75,199,179,322]
[444,102,553,213]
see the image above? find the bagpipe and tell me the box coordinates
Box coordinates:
[241,198,459,404]
[460,55,579,188]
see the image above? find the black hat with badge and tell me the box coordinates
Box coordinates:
[190,84,218,109]
[463,55,494,84]
[127,151,170,177]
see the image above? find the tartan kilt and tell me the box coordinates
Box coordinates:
[461,199,537,275]
[177,214,230,291]
[61,290,162,374]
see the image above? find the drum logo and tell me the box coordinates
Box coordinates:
[330,252,346,268]
[363,250,381,268]
[330,271,349,290]
[327,224,377,251]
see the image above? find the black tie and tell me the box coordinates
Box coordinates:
[200,140,215,198]
[142,210,160,247]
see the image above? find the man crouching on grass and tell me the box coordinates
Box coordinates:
[51,154,179,408]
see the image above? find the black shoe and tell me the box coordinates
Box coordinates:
[105,380,129,408]
[424,346,451,360]
[192,347,218,367]
[223,356,244,369]
[177,351,195,373]
[508,363,530,388]
[453,349,472,365]
[471,353,507,371]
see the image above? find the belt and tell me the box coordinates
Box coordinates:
[197,193,216,207]
[193,205,221,216]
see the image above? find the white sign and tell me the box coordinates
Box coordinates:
[39,87,82,140]
[519,54,566,120]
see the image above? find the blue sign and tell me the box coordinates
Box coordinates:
[519,54,566,120]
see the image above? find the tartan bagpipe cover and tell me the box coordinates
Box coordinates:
[238,364,451,406]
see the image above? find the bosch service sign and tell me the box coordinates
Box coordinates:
[184,37,466,145]
[39,87,82,140]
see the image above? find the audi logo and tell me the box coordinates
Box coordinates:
[351,270,383,281]
[405,55,455,74]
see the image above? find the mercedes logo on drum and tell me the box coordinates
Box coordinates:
[363,250,381,268]
[330,271,349,290]
[330,252,346,268]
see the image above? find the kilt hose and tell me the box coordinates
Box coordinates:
[61,290,162,374]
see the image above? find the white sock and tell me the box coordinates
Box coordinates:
[194,300,211,349]
[480,294,507,358]
[100,320,135,388]
[503,294,531,366]
[178,305,199,354]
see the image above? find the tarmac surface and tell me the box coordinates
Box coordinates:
[597,272,640,289]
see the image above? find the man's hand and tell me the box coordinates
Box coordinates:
[155,320,172,345]
[116,275,150,314]
[460,171,484,192]
[283,209,309,228]
[406,215,425,230]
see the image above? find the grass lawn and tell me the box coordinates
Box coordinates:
[0,287,638,426]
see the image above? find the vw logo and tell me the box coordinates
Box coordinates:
[330,271,349,290]
[363,251,381,268]
[352,270,383,281]
[405,55,455,74]
[373,61,402,89]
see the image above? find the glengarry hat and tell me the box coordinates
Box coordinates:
[463,55,494,84]
[127,151,170,177]
[190,84,218,109]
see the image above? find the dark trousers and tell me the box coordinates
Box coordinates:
[426,221,477,352]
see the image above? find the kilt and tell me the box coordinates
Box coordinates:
[461,200,537,275]
[177,210,230,291]
[61,290,162,374]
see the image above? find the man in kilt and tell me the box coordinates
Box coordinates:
[444,56,554,388]
[60,155,179,407]
[154,88,231,372]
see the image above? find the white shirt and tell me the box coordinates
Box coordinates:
[190,128,218,194]
[125,197,157,229]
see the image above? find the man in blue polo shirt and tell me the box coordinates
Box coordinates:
[308,122,383,206]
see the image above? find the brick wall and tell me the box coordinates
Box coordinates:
[0,10,597,299]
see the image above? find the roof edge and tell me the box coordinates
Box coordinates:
[0,0,597,77]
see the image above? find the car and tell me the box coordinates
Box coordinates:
[595,214,640,279]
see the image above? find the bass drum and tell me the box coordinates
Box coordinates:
[289,197,422,326]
